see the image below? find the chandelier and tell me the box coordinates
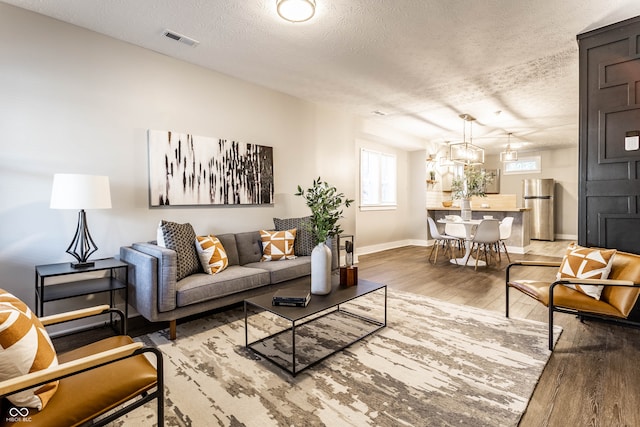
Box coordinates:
[438,142,455,167]
[450,114,484,165]
[500,132,518,162]
[276,0,316,22]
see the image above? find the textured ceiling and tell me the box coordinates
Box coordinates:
[4,0,640,152]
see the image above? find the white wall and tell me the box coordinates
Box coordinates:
[0,4,579,314]
[354,136,431,254]
[484,146,578,239]
[0,4,374,306]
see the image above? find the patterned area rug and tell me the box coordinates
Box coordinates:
[118,290,561,426]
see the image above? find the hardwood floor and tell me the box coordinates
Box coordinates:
[53,240,640,426]
[357,241,640,427]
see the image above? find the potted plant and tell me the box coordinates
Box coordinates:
[450,167,492,220]
[296,177,353,294]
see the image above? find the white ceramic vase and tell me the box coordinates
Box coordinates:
[461,199,472,221]
[311,242,332,295]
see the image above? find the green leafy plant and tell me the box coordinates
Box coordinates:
[295,177,354,243]
[451,167,493,200]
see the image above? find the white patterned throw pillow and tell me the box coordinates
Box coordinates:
[0,289,59,410]
[260,229,297,261]
[195,235,229,274]
[557,243,617,300]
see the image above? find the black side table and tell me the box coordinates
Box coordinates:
[35,258,128,333]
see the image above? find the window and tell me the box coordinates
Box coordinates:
[503,156,541,175]
[360,148,397,209]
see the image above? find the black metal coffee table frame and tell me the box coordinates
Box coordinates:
[244,279,387,376]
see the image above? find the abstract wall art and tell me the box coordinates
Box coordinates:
[148,129,274,206]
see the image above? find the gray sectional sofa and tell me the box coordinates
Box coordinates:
[120,230,313,339]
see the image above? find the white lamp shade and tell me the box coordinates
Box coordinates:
[50,174,112,209]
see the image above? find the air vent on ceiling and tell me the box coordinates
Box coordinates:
[163,29,199,47]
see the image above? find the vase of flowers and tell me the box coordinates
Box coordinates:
[296,177,354,295]
[450,167,492,221]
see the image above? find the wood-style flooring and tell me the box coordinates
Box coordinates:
[54,240,640,426]
[357,241,640,427]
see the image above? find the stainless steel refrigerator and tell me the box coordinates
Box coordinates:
[523,178,555,241]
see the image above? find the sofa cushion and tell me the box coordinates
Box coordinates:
[195,235,229,274]
[235,231,263,265]
[158,220,201,281]
[557,243,617,300]
[175,266,270,307]
[216,233,240,266]
[245,256,311,284]
[0,289,59,410]
[274,216,315,256]
[260,229,297,261]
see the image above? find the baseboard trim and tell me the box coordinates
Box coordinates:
[357,239,427,257]
[555,234,577,241]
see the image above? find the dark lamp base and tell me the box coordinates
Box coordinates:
[71,261,95,269]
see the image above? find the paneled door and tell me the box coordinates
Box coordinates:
[578,17,640,254]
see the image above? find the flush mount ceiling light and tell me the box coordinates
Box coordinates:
[500,133,518,162]
[450,114,485,166]
[277,0,316,23]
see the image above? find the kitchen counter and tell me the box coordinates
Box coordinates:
[427,206,530,212]
[427,207,531,254]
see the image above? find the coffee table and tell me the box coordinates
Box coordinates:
[244,279,386,376]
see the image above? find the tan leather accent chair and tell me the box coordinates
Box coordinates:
[505,250,640,350]
[0,306,163,426]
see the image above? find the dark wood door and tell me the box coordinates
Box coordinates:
[578,17,640,254]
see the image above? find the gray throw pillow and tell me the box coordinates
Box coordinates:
[273,216,316,256]
[159,220,201,280]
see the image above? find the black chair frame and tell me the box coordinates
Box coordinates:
[506,261,640,350]
[0,307,164,426]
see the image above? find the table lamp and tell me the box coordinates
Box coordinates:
[50,173,112,268]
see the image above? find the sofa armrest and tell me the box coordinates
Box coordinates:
[120,244,177,319]
[131,242,179,313]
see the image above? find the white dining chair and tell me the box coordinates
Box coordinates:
[427,216,459,264]
[443,215,465,254]
[465,219,501,269]
[498,216,514,263]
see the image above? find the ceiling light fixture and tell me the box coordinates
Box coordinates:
[500,133,518,162]
[276,0,316,23]
[450,114,484,166]
[439,141,455,167]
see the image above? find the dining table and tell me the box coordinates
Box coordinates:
[437,218,485,267]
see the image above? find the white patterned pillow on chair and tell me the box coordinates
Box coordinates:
[557,243,617,300]
[0,289,59,410]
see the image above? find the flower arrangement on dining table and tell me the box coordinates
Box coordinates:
[450,167,493,200]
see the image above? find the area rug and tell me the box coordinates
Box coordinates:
[117,290,561,427]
